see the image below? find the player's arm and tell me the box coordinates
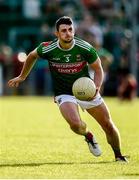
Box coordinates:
[8,49,39,87]
[90,57,104,93]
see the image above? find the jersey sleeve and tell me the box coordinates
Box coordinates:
[36,42,50,58]
[86,46,99,64]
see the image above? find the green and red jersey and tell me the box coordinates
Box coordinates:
[36,37,98,96]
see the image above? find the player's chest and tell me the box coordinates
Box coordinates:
[48,50,84,63]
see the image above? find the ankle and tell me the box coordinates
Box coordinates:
[85,132,93,140]
[113,148,122,158]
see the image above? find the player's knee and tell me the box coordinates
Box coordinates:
[70,120,81,132]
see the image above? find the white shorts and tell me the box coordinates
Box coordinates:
[55,94,104,110]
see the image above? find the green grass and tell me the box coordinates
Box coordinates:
[0,96,139,179]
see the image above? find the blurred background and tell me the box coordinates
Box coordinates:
[0,0,138,100]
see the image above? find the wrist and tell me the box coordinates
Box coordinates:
[19,75,26,81]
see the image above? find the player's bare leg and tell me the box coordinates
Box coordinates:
[59,102,101,156]
[59,102,87,135]
[86,102,128,162]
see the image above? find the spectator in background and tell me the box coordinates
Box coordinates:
[76,13,94,38]
[118,72,137,101]
[77,12,103,47]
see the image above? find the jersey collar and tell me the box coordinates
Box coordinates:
[57,39,75,51]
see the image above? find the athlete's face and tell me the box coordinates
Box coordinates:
[55,24,75,43]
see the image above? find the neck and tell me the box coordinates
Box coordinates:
[59,39,74,50]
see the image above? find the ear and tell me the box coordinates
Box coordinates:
[55,31,59,38]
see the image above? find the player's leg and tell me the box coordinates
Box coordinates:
[59,101,101,156]
[55,95,101,156]
[86,101,127,161]
[59,101,87,135]
[55,95,88,135]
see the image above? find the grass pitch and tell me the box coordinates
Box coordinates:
[0,96,139,179]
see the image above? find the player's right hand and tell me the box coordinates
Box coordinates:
[7,76,25,88]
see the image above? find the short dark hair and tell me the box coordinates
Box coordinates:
[55,16,73,31]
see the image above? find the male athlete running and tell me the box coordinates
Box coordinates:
[8,16,127,162]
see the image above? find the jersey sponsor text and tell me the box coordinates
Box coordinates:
[49,61,87,74]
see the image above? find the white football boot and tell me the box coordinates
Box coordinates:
[85,132,102,157]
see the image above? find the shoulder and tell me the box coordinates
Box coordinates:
[41,39,57,48]
[75,36,97,53]
[42,41,52,47]
[75,36,93,51]
[37,39,58,54]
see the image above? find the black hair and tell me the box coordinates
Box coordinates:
[55,16,73,31]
